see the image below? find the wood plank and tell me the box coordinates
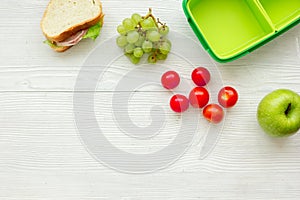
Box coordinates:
[0,63,299,92]
[0,92,300,172]
[1,170,300,199]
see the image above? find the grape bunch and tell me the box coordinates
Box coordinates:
[116,9,171,64]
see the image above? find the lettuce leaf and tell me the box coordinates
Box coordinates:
[83,21,102,40]
[43,39,58,48]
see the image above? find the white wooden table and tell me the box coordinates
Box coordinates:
[1,0,300,199]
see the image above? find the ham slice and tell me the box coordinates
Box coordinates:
[56,29,88,47]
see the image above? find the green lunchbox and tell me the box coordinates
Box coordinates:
[182,0,300,62]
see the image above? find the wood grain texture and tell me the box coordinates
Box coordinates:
[0,0,300,199]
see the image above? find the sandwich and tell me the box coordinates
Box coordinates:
[41,0,104,52]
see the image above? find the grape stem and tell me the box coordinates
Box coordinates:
[143,8,159,28]
[138,8,166,35]
[157,18,166,27]
[151,49,160,61]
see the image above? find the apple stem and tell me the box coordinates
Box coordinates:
[285,103,292,116]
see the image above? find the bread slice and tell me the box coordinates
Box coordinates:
[50,45,71,52]
[41,0,103,43]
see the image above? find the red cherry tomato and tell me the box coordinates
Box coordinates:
[203,104,224,124]
[218,86,238,108]
[170,94,189,113]
[189,87,209,108]
[161,71,180,89]
[191,67,211,86]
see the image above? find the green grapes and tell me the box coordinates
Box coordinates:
[124,44,135,54]
[147,30,161,42]
[134,36,145,47]
[131,13,142,24]
[117,25,127,35]
[116,35,127,47]
[148,54,157,63]
[128,54,141,64]
[159,41,171,55]
[127,31,139,44]
[156,52,168,60]
[133,47,144,58]
[122,18,135,31]
[116,9,172,64]
[159,26,169,36]
[142,40,153,53]
[141,18,156,30]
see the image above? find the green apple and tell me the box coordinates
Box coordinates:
[257,89,300,137]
